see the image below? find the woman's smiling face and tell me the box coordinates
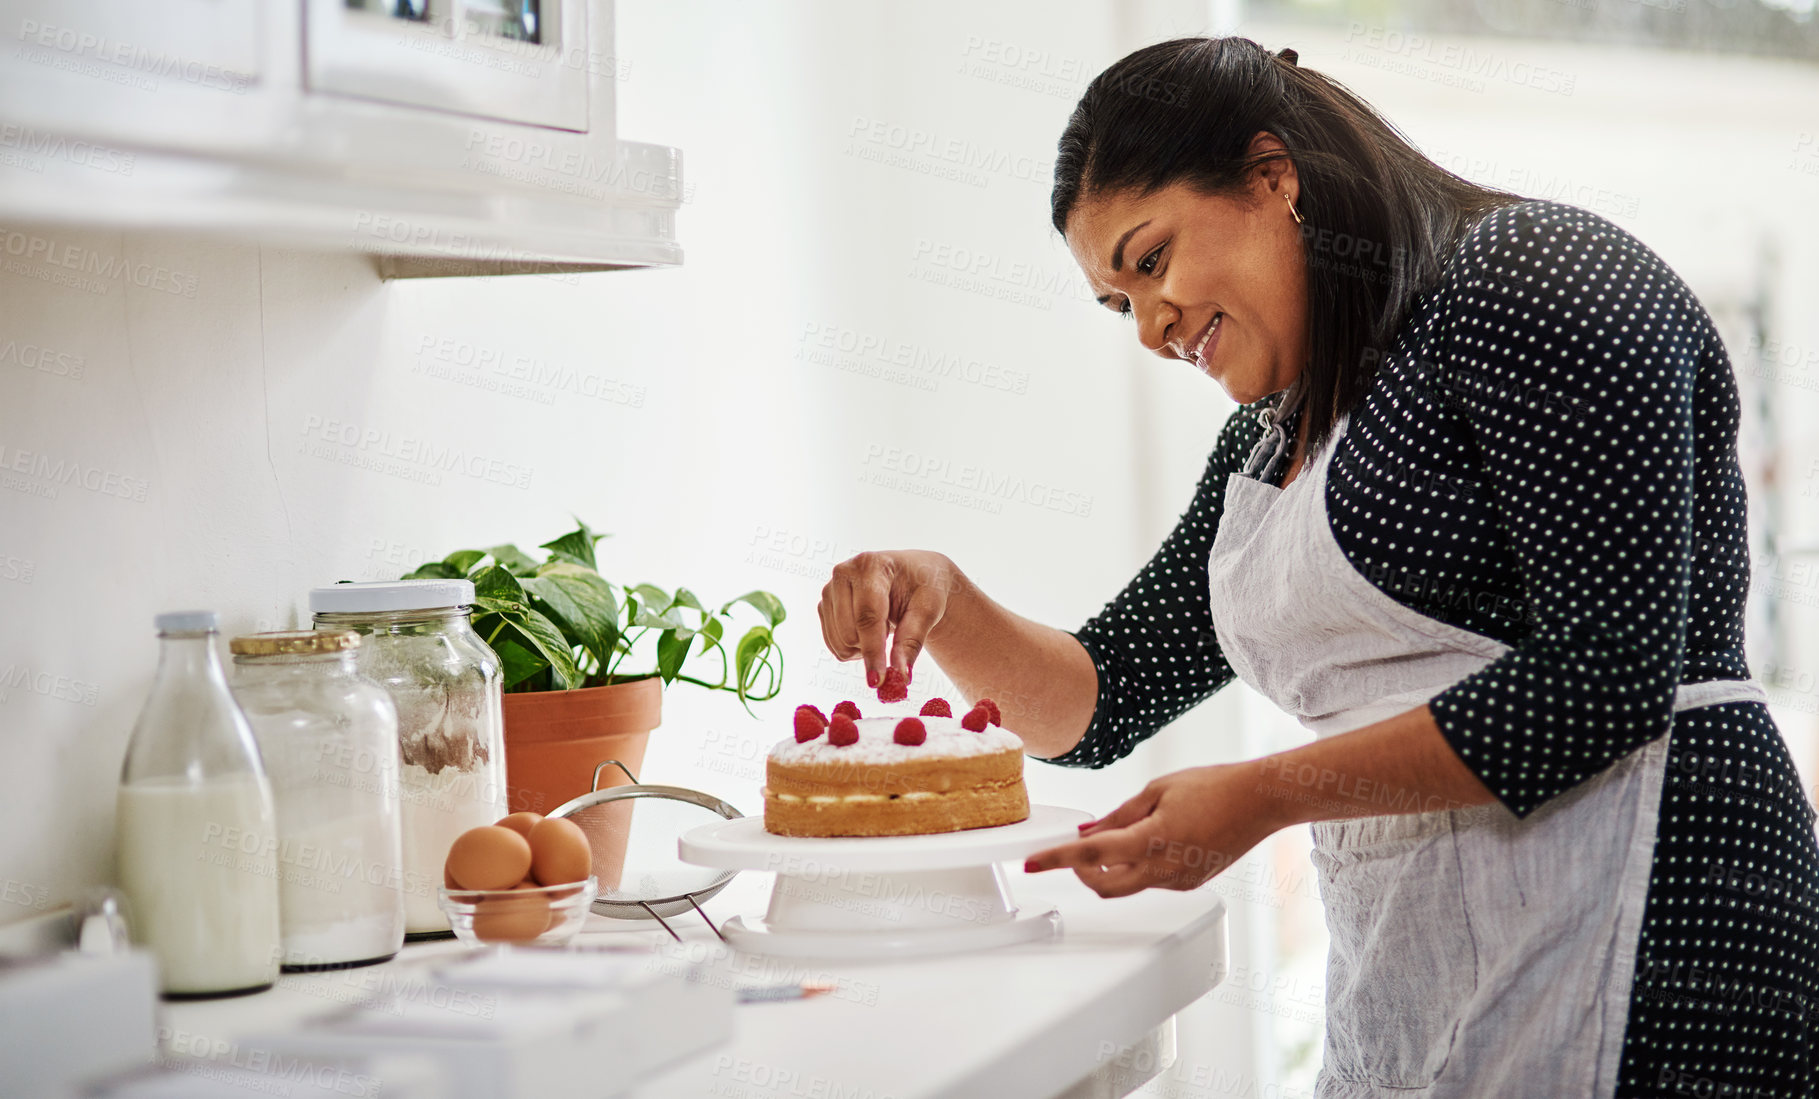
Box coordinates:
[1064,133,1310,405]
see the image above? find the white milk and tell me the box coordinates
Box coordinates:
[116,775,281,995]
[399,762,502,933]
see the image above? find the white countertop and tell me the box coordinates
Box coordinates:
[157,869,1227,1099]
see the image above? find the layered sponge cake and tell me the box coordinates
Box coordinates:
[763,699,1029,838]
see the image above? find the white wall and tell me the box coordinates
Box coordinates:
[5,2,1818,1093]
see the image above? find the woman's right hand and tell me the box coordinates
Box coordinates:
[817,550,964,687]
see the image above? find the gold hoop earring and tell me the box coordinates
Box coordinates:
[1285,194,1304,225]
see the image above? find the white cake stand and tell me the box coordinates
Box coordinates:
[678,805,1091,959]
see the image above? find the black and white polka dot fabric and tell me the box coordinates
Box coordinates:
[1051,201,1819,1094]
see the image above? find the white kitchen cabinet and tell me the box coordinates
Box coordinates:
[0,0,681,275]
[307,0,589,132]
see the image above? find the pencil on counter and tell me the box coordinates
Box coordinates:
[736,980,838,1004]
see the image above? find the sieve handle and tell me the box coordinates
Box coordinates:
[590,759,640,790]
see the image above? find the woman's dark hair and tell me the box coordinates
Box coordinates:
[1052,37,1519,451]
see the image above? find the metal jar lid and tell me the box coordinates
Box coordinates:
[230,629,362,656]
[308,579,476,615]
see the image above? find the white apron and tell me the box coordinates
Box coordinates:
[1205,406,1766,1098]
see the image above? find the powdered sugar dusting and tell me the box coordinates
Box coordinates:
[771,715,1021,765]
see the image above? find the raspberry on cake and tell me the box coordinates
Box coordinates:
[919,698,953,717]
[893,717,926,745]
[763,710,1029,838]
[794,705,828,742]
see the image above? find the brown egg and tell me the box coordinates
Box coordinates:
[445,825,533,891]
[471,888,549,943]
[527,817,592,886]
[495,812,544,839]
[516,878,567,935]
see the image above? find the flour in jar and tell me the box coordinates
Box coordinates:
[313,592,510,936]
[391,680,506,934]
[273,810,405,966]
[398,764,499,931]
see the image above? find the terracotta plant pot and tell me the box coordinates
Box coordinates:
[502,676,661,892]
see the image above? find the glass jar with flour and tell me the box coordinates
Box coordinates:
[230,629,404,968]
[310,580,506,937]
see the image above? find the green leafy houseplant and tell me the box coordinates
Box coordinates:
[402,519,785,711]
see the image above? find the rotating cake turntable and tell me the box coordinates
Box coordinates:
[678,806,1091,958]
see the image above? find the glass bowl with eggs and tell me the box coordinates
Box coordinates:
[438,811,599,946]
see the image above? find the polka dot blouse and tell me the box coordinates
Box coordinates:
[1051,201,1819,1093]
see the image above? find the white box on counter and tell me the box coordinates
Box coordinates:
[239,947,734,1099]
[83,1054,444,1099]
[0,950,158,1098]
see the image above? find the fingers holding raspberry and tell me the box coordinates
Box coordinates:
[815,550,961,686]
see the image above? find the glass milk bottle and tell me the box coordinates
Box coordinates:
[231,630,405,970]
[116,611,281,998]
[310,580,506,937]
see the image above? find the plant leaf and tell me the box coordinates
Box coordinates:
[723,590,787,627]
[631,583,685,628]
[734,625,772,693]
[539,519,607,571]
[472,565,527,606]
[403,561,461,580]
[670,587,706,616]
[470,612,546,690]
[444,549,487,574]
[523,564,621,669]
[485,544,541,576]
[471,594,525,622]
[490,635,549,691]
[469,568,578,688]
[698,616,724,653]
[634,605,687,629]
[631,583,671,613]
[498,605,583,689]
[656,627,695,684]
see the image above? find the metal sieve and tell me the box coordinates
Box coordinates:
[545,760,743,941]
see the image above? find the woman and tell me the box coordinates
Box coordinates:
[817,36,1817,1098]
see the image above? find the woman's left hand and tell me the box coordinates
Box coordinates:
[1024,764,1280,898]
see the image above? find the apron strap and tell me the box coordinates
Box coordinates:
[1242,402,1299,482]
[1671,677,1768,712]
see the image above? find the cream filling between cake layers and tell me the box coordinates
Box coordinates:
[770,790,944,804]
